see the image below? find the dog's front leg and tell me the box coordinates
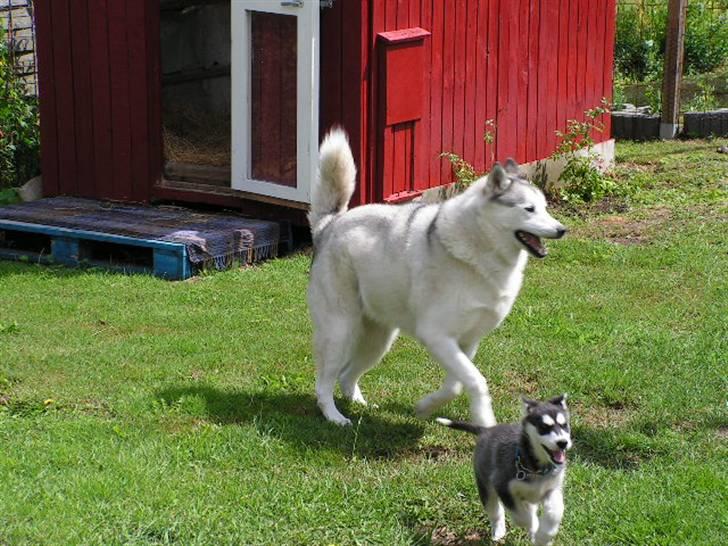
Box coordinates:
[509,501,538,542]
[534,488,564,546]
[418,336,496,427]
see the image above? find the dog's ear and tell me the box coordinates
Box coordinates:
[521,395,539,414]
[486,163,511,195]
[549,393,568,409]
[504,158,520,175]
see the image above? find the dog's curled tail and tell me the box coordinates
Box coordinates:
[309,127,356,234]
[436,417,487,435]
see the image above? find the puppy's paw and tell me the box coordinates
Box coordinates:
[533,532,554,546]
[491,521,507,542]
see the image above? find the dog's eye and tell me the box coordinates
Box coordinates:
[525,205,535,213]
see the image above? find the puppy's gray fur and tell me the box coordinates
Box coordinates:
[438,395,572,545]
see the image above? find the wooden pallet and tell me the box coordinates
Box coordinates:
[0,219,192,280]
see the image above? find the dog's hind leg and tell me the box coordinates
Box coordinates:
[314,316,361,426]
[418,335,496,427]
[339,319,398,406]
[482,485,506,542]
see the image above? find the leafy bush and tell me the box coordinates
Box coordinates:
[615,3,666,82]
[552,102,624,204]
[0,27,40,189]
[615,1,728,82]
[684,3,728,75]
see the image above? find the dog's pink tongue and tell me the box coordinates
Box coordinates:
[552,450,566,464]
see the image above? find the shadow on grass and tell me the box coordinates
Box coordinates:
[572,426,660,471]
[155,384,424,459]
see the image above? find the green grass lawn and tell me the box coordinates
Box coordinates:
[1,140,726,545]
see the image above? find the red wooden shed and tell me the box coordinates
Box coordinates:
[33,0,616,223]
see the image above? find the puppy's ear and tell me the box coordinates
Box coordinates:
[504,157,520,175]
[485,163,511,195]
[521,395,539,414]
[549,393,568,409]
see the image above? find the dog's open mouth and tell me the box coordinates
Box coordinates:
[515,231,547,258]
[547,447,566,465]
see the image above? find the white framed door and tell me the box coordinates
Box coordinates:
[231,0,319,203]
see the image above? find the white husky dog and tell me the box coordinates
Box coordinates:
[308,129,566,426]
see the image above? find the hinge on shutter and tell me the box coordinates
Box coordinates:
[320,0,334,8]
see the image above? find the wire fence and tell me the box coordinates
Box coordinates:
[1,0,37,96]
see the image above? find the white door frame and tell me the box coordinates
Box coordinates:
[231,0,319,204]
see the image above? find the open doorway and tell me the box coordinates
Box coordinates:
[160,0,319,204]
[161,0,232,186]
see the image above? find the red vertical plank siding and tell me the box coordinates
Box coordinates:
[584,3,597,118]
[592,1,607,142]
[88,0,113,202]
[566,0,578,126]
[440,3,455,184]
[50,0,78,196]
[538,1,558,158]
[578,0,588,114]
[395,0,408,27]
[496,0,519,161]
[526,0,540,163]
[127,0,150,202]
[69,0,94,197]
[320,3,342,136]
[462,0,477,166]
[145,0,163,192]
[485,0,499,168]
[516,0,530,163]
[452,0,467,161]
[416,0,432,190]
[429,0,444,188]
[474,0,488,170]
[603,0,617,137]
[33,0,59,195]
[556,0,568,140]
[107,2,132,200]
[339,0,365,205]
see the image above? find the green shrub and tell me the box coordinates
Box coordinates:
[552,102,623,204]
[684,3,728,75]
[616,1,728,82]
[0,27,40,189]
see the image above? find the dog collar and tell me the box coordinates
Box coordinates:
[515,446,561,480]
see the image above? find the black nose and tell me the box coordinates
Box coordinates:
[556,440,568,450]
[555,227,567,239]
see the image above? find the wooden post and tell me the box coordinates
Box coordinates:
[660,0,688,139]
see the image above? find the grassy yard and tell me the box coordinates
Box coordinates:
[0,140,726,545]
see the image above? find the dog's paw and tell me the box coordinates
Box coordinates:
[533,532,554,546]
[414,399,434,418]
[491,521,507,542]
[328,415,352,426]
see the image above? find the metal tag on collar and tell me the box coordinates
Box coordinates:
[516,469,527,481]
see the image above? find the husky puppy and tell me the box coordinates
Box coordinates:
[437,395,572,545]
[308,128,566,426]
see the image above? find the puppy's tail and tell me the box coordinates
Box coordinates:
[436,417,487,435]
[309,127,356,235]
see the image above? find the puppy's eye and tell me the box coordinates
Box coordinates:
[525,205,535,213]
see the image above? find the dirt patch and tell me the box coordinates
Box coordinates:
[399,445,462,463]
[500,369,540,397]
[574,206,673,245]
[424,527,485,546]
[574,401,634,429]
[717,426,728,440]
